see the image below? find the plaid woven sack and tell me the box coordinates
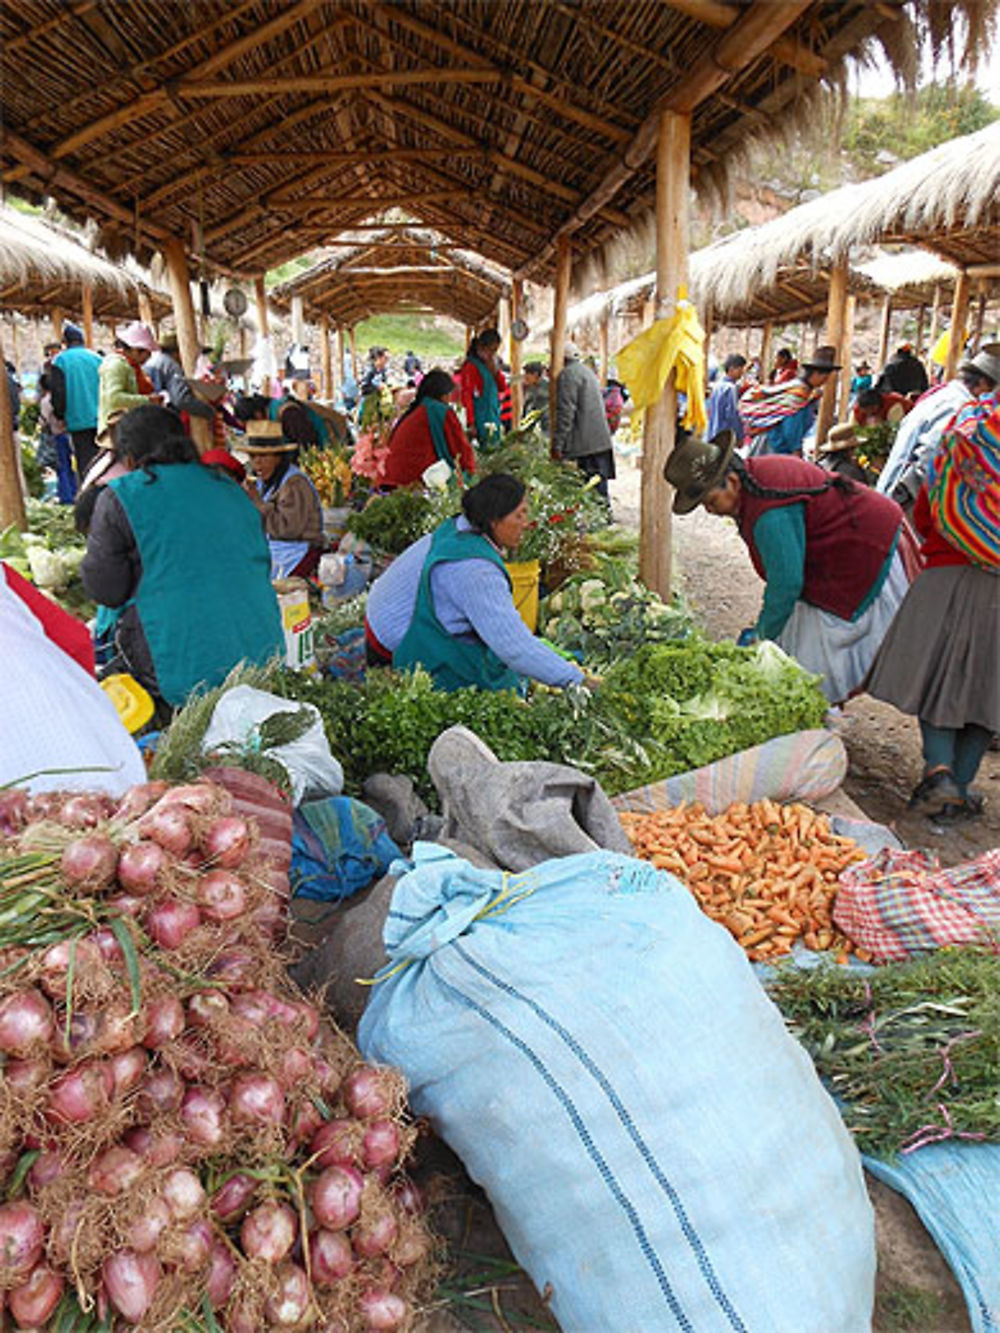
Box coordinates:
[834,846,1000,962]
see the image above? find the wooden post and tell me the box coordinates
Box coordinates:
[927,283,942,371]
[0,326,26,530]
[320,312,332,400]
[464,325,474,349]
[253,275,271,395]
[759,320,774,381]
[239,324,247,358]
[10,322,21,376]
[877,296,892,372]
[291,295,305,349]
[162,236,210,451]
[599,311,610,386]
[971,285,987,352]
[137,291,154,327]
[915,304,927,359]
[81,283,94,348]
[349,326,357,382]
[549,233,573,453]
[815,258,849,446]
[336,325,346,397]
[51,308,63,344]
[944,270,971,381]
[640,109,691,601]
[510,279,524,422]
[837,295,856,423]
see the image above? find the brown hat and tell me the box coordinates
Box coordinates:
[241,419,296,452]
[663,429,737,514]
[818,422,860,456]
[802,345,842,373]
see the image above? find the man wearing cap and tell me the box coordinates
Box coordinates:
[98,322,160,439]
[146,333,214,424]
[664,427,908,703]
[877,344,1000,510]
[739,346,841,457]
[52,322,102,481]
[240,419,324,580]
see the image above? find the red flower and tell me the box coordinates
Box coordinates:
[548,512,566,524]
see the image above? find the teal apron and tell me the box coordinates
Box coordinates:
[423,399,454,467]
[110,464,283,706]
[466,354,502,448]
[393,519,518,693]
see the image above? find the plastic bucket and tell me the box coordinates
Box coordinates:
[505,558,540,632]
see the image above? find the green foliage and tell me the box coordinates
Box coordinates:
[346,486,457,555]
[19,400,40,438]
[265,254,318,285]
[768,948,1000,1157]
[149,661,278,784]
[844,83,998,173]
[875,1285,944,1333]
[20,443,44,499]
[354,313,465,362]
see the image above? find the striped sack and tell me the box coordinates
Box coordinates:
[927,393,1000,570]
[834,846,1000,963]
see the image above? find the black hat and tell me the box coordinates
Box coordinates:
[802,345,842,373]
[663,429,737,514]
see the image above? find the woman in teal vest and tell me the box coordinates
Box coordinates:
[365,474,586,693]
[458,329,507,449]
[81,406,283,710]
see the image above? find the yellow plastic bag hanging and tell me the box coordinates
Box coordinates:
[616,293,707,433]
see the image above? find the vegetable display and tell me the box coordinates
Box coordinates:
[768,948,1000,1156]
[0,779,434,1330]
[619,800,866,962]
[1,501,91,617]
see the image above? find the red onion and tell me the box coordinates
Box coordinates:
[196,868,248,922]
[289,1000,320,1042]
[206,1240,237,1308]
[171,1218,213,1273]
[8,1262,64,1327]
[145,897,201,950]
[0,788,28,835]
[27,1150,64,1191]
[110,1045,147,1096]
[289,1100,324,1148]
[343,1066,396,1120]
[360,1289,408,1331]
[313,1055,342,1098]
[393,1218,431,1267]
[229,990,272,1025]
[88,1146,144,1196]
[205,948,257,987]
[137,1066,183,1116]
[47,1199,84,1265]
[142,994,186,1048]
[309,1228,355,1285]
[310,1166,363,1231]
[201,816,251,869]
[0,989,53,1056]
[265,1261,310,1327]
[125,1196,170,1254]
[362,1120,400,1170]
[105,892,144,918]
[138,804,193,857]
[89,926,124,964]
[124,1126,183,1169]
[0,1202,45,1282]
[102,1250,161,1324]
[171,1038,215,1082]
[229,1073,286,1129]
[187,990,229,1027]
[38,937,103,999]
[163,1167,205,1222]
[50,1009,100,1062]
[353,1209,398,1259]
[113,781,169,823]
[5,1057,50,1093]
[58,793,105,830]
[278,1045,313,1089]
[211,1173,257,1223]
[180,1086,227,1148]
[393,1177,425,1216]
[60,834,118,888]
[116,840,169,896]
[310,1119,361,1169]
[160,782,226,815]
[99,1005,142,1054]
[253,895,285,940]
[25,791,63,822]
[240,1200,297,1263]
[47,1060,112,1124]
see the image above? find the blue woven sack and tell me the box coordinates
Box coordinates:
[359,844,876,1333]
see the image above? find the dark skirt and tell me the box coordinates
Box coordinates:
[866,564,1000,731]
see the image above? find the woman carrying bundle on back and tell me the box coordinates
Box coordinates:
[382,370,476,489]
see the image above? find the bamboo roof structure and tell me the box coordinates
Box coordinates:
[269,227,509,325]
[0,205,170,321]
[1,0,982,287]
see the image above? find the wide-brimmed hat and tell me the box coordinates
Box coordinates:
[241,419,296,452]
[961,342,1000,386]
[818,422,860,456]
[663,429,737,514]
[115,321,158,353]
[801,345,842,373]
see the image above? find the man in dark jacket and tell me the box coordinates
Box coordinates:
[879,344,929,399]
[551,345,615,498]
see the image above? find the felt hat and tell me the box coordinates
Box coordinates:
[663,429,737,514]
[115,321,158,352]
[241,419,295,452]
[961,342,1000,386]
[818,422,861,456]
[62,321,85,346]
[801,345,842,373]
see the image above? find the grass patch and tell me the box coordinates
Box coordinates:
[354,313,466,362]
[875,1284,945,1332]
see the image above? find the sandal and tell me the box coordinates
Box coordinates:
[930,796,985,824]
[908,768,962,813]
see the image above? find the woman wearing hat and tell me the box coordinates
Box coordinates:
[365,473,587,692]
[241,420,324,580]
[98,322,161,437]
[740,345,841,456]
[665,429,909,703]
[818,423,870,485]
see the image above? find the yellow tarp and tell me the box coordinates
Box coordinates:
[929,327,966,368]
[616,297,707,433]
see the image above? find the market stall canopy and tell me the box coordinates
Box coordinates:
[0,0,976,283]
[0,204,170,321]
[269,227,510,325]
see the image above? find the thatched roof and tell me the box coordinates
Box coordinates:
[852,249,965,308]
[2,0,985,285]
[0,204,170,321]
[269,227,509,325]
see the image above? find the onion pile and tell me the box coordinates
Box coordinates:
[0,776,434,1330]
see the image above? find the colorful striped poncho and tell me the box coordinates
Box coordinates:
[928,390,1000,570]
[738,378,819,437]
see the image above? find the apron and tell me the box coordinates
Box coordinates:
[257,464,323,580]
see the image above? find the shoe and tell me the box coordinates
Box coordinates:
[930,796,985,824]
[908,769,962,812]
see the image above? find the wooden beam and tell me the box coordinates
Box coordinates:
[81,283,94,348]
[769,36,827,78]
[349,326,358,382]
[927,282,942,366]
[967,263,1000,278]
[815,258,849,445]
[944,271,971,380]
[599,312,610,386]
[510,278,524,422]
[549,235,574,451]
[972,285,987,351]
[759,320,774,380]
[5,0,98,53]
[336,324,346,398]
[915,303,927,359]
[877,295,893,370]
[658,0,737,29]
[320,312,332,400]
[837,294,856,423]
[0,324,26,530]
[226,148,482,165]
[641,110,691,600]
[50,308,64,344]
[163,237,209,450]
[273,191,466,212]
[176,70,499,98]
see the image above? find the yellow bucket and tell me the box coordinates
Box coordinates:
[505,559,540,632]
[101,673,155,734]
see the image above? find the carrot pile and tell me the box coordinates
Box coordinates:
[620,799,870,963]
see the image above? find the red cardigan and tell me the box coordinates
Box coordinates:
[913,484,970,568]
[381,403,477,489]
